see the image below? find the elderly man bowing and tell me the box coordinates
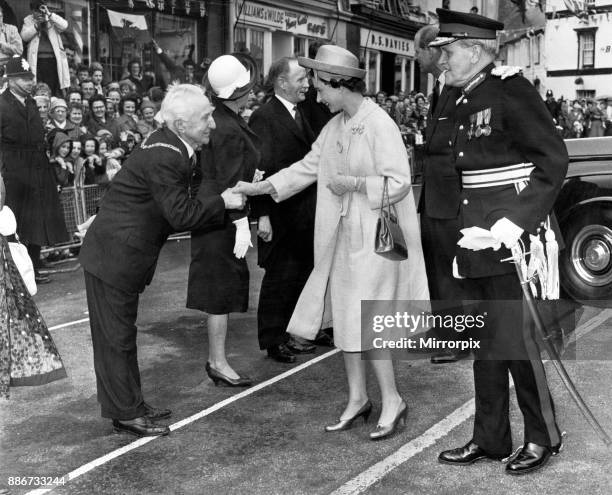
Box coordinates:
[80,84,245,437]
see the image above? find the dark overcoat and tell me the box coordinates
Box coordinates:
[0,90,68,246]
[79,126,226,294]
[186,101,261,314]
[249,96,316,268]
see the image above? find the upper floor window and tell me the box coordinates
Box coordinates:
[578,30,595,68]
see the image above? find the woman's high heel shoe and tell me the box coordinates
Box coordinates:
[369,400,407,441]
[325,401,372,432]
[205,362,252,387]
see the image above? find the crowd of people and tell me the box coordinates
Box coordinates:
[544,90,612,139]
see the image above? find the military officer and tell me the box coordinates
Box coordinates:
[431,9,568,475]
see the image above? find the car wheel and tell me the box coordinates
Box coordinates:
[559,205,612,302]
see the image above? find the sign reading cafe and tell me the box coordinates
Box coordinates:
[239,1,328,39]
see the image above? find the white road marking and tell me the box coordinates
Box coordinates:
[48,318,90,331]
[25,349,340,495]
[329,309,612,495]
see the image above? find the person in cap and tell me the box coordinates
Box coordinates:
[186,53,261,387]
[79,84,246,437]
[235,45,429,439]
[544,89,560,124]
[0,56,68,284]
[430,9,567,474]
[47,96,74,133]
[21,1,70,96]
[584,98,605,137]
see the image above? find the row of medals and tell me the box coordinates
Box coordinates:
[468,107,492,139]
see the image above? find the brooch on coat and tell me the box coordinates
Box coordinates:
[467,107,492,140]
[336,141,343,153]
[253,169,265,183]
[350,123,365,135]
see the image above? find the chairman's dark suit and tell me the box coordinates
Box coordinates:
[418,84,467,338]
[249,96,317,350]
[80,127,226,420]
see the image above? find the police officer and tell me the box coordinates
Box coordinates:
[430,9,568,475]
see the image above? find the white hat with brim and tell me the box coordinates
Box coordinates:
[298,45,366,80]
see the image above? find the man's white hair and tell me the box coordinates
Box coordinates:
[160,84,209,127]
[457,38,499,57]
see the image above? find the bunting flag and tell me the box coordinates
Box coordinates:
[106,8,151,42]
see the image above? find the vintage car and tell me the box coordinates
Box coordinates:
[555,137,612,303]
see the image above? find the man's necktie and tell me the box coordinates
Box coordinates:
[293,105,306,135]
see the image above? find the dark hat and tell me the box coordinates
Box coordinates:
[430,8,504,47]
[546,89,553,97]
[4,56,35,79]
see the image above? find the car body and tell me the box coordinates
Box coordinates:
[554,137,612,304]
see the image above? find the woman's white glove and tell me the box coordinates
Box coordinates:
[233,217,252,259]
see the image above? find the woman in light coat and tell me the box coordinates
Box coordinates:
[236,46,429,440]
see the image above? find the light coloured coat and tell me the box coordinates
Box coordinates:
[21,14,70,90]
[0,23,23,64]
[268,98,429,352]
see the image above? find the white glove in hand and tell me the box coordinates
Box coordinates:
[233,217,252,259]
[490,217,524,249]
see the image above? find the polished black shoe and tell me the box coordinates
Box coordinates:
[286,337,316,354]
[35,273,51,284]
[267,344,296,363]
[325,400,372,432]
[112,416,170,437]
[205,362,252,387]
[505,442,560,475]
[143,402,172,420]
[438,441,507,465]
[369,400,408,440]
[313,328,334,347]
[430,350,470,364]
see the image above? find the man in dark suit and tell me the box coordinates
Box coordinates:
[80,84,246,437]
[432,9,567,474]
[249,57,319,363]
[415,25,468,364]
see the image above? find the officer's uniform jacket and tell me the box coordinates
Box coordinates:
[452,64,569,278]
[79,126,226,294]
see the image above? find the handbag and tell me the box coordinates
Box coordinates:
[0,206,37,296]
[374,177,408,261]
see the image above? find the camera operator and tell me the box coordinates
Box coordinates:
[20,0,70,97]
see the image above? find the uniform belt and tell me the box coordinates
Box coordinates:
[462,163,534,188]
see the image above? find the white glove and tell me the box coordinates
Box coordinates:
[491,65,521,80]
[490,217,524,249]
[233,217,252,259]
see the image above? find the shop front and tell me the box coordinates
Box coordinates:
[360,27,415,96]
[231,1,333,82]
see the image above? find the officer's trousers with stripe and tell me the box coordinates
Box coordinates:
[464,272,562,456]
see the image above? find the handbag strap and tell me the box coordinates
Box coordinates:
[379,176,389,213]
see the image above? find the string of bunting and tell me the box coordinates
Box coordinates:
[124,0,207,17]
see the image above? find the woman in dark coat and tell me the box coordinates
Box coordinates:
[0,58,68,281]
[187,54,261,387]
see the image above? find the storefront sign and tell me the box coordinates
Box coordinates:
[241,1,285,30]
[284,12,328,39]
[238,2,328,38]
[361,28,414,57]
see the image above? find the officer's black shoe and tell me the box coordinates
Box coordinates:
[430,350,470,364]
[267,344,297,363]
[112,417,170,437]
[143,402,172,420]
[438,441,507,465]
[505,442,559,475]
[286,337,316,354]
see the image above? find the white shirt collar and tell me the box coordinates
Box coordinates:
[275,94,297,117]
[437,72,446,93]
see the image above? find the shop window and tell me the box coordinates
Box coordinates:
[47,0,92,68]
[234,27,247,54]
[155,13,198,85]
[534,34,542,65]
[294,37,307,57]
[249,29,264,79]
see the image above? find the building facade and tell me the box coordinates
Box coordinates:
[544,0,612,99]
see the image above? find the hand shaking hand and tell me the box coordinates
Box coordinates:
[221,187,246,210]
